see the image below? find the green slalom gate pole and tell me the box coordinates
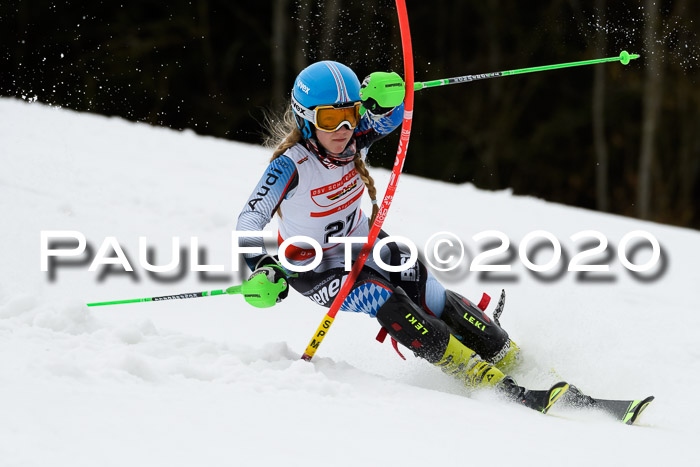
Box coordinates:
[86,274,287,309]
[414,50,639,91]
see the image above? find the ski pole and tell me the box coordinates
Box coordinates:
[86,273,287,308]
[413,50,639,91]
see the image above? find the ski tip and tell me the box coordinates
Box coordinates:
[624,395,655,425]
[542,382,570,414]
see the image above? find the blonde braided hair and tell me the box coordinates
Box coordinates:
[353,155,379,225]
[264,105,380,225]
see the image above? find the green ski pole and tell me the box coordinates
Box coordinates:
[87,273,287,309]
[414,50,639,91]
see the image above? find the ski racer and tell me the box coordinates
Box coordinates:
[235,60,565,412]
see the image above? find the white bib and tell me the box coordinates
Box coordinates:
[279,144,367,261]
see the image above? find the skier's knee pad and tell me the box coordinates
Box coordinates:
[440,290,517,367]
[375,287,452,363]
[376,287,505,389]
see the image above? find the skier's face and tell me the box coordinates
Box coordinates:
[315,125,353,154]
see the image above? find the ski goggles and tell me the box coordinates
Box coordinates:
[292,95,361,132]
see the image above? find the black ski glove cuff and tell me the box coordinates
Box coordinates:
[250,255,290,303]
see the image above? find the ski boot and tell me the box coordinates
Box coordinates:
[376,287,506,389]
[498,376,570,414]
[376,287,568,413]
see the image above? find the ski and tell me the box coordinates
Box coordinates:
[562,385,654,425]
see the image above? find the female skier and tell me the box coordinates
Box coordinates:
[236,60,566,412]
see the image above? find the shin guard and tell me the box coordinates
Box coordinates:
[376,287,505,389]
[440,290,520,372]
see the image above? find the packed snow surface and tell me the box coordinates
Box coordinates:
[1,98,698,466]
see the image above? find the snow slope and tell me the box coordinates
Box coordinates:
[1,97,698,466]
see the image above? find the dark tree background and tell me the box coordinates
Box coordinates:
[2,0,699,228]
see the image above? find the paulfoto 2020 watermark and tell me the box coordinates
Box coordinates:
[40,229,665,283]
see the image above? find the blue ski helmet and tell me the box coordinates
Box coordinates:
[291,61,361,140]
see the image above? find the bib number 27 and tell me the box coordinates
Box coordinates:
[324,212,356,243]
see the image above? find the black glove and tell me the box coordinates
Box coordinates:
[249,255,290,303]
[361,97,395,116]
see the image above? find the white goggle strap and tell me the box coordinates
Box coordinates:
[291,95,316,124]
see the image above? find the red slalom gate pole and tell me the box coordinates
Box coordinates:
[300,0,415,361]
